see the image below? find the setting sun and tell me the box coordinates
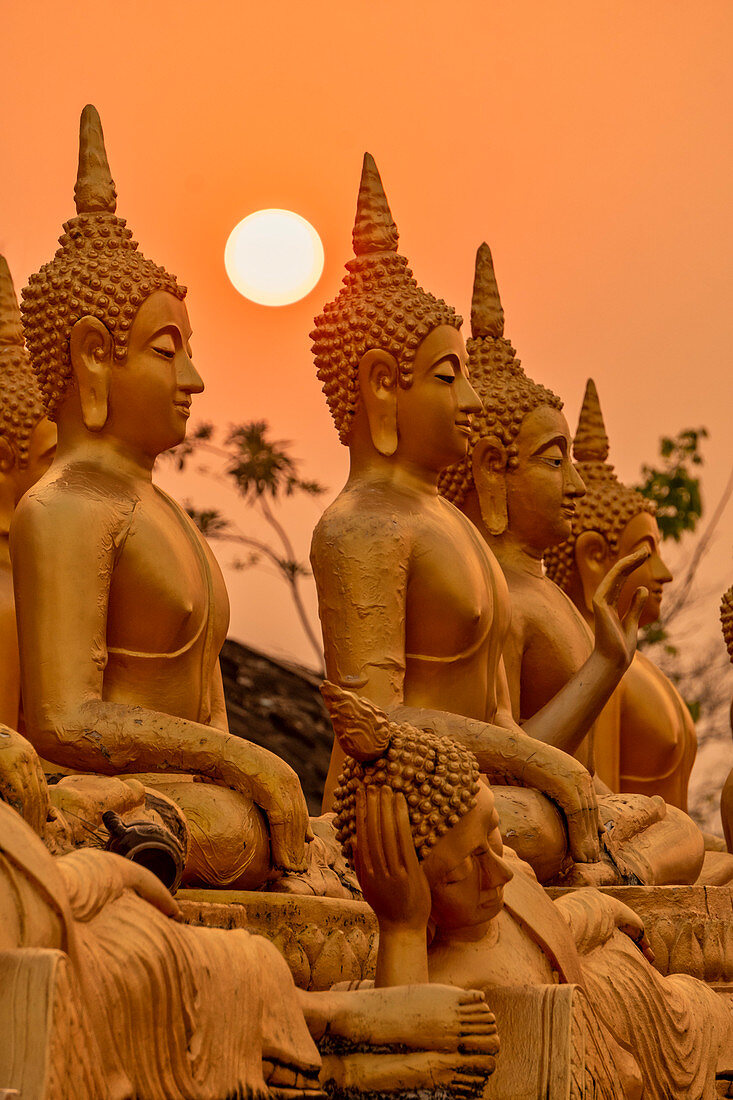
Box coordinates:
[224,209,324,306]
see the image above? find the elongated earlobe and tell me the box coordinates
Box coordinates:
[0,437,15,474]
[358,349,399,457]
[472,436,508,536]
[575,530,611,615]
[69,316,113,431]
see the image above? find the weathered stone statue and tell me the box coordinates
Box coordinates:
[328,684,733,1100]
[12,105,309,889]
[543,377,697,809]
[439,244,705,886]
[311,157,677,884]
[0,255,56,729]
[0,771,499,1099]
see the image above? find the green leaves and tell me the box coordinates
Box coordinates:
[636,428,707,542]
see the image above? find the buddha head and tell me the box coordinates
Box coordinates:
[544,380,669,626]
[325,683,513,936]
[439,245,584,555]
[311,155,480,475]
[21,106,201,460]
[0,255,56,510]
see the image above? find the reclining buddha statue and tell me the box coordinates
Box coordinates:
[0,736,499,1100]
[310,156,699,885]
[11,105,309,889]
[324,683,733,1100]
[438,243,708,885]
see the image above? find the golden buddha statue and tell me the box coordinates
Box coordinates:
[439,244,705,886]
[0,751,499,1099]
[0,255,56,729]
[327,684,733,1100]
[311,158,687,885]
[543,378,697,810]
[11,105,309,889]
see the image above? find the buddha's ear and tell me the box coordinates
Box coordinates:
[472,435,508,536]
[575,530,611,614]
[69,316,113,432]
[0,436,16,474]
[358,348,399,457]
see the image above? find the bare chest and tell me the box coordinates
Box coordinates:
[107,490,229,655]
[404,510,498,661]
[511,579,593,719]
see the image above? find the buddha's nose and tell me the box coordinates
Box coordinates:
[457,373,482,414]
[180,354,204,394]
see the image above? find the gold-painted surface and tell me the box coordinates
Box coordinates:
[12,106,309,886]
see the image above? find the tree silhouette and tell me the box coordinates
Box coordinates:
[171,421,326,670]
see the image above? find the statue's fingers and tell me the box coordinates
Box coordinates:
[379,787,403,874]
[355,788,375,881]
[366,786,389,880]
[270,819,306,872]
[622,586,648,640]
[597,545,649,606]
[394,791,419,871]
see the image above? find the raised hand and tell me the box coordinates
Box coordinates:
[354,786,432,933]
[592,544,650,670]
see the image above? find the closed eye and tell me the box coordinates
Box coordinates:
[153,346,175,360]
[436,373,456,384]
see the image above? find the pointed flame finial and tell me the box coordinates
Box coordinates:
[320,681,393,762]
[573,378,610,463]
[352,153,399,257]
[470,242,505,340]
[74,104,117,215]
[0,255,24,349]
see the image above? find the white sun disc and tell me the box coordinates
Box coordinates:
[224,209,325,306]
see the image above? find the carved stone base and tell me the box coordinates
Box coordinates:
[548,884,733,983]
[178,889,379,991]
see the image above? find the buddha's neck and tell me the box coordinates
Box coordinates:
[347,449,439,497]
[55,424,156,482]
[461,491,544,577]
[489,536,544,579]
[431,916,498,945]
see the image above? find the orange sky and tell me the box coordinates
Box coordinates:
[3,0,732,672]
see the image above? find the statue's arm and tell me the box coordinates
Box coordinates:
[521,549,651,757]
[0,572,20,729]
[209,661,230,733]
[311,512,410,709]
[11,493,309,871]
[389,703,600,864]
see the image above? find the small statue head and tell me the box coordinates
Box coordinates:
[21,106,201,458]
[325,682,513,932]
[311,155,480,473]
[544,379,668,624]
[440,244,584,551]
[0,256,56,503]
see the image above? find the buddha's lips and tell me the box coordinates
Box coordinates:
[174,402,191,417]
[455,421,472,435]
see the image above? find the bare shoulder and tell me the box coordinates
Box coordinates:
[311,483,416,562]
[12,462,139,551]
